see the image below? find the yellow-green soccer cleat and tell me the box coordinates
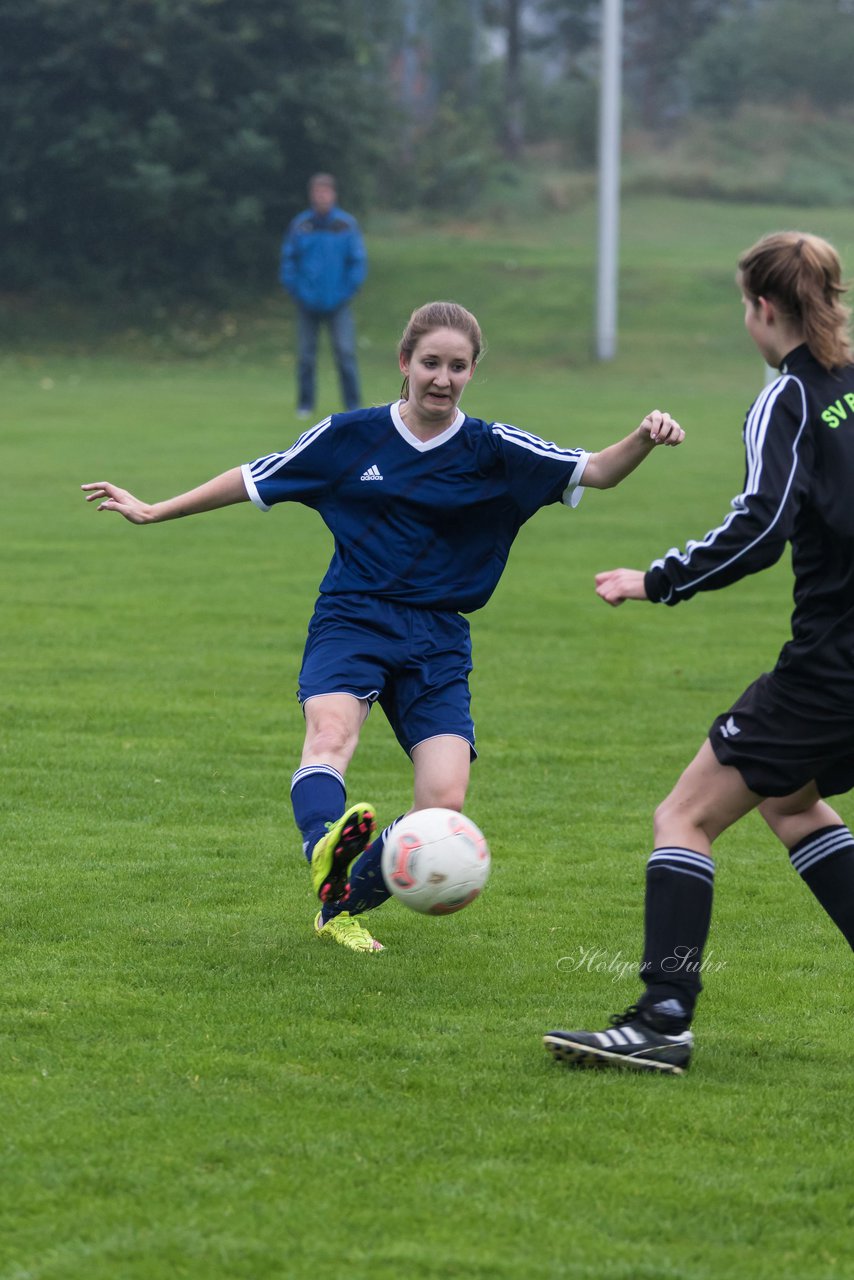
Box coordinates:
[310,802,376,903]
[314,910,384,953]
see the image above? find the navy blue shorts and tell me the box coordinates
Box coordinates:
[710,668,854,798]
[298,594,476,759]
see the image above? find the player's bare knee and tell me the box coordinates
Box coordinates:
[652,790,713,847]
[416,784,466,812]
[758,796,784,830]
[439,788,466,813]
[304,718,358,763]
[652,792,680,834]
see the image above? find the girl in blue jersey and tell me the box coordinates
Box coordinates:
[83,301,684,953]
[545,232,854,1073]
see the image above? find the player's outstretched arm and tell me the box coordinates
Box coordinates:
[81,467,248,525]
[595,568,648,607]
[582,411,684,490]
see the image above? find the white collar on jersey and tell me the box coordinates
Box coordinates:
[391,400,465,451]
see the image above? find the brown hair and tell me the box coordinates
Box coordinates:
[398,301,484,398]
[737,231,852,370]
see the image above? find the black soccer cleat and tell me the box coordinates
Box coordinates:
[544,1003,693,1075]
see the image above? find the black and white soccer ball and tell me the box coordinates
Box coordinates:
[381,808,490,915]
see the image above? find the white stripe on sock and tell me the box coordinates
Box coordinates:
[648,847,715,884]
[791,828,853,874]
[290,764,345,793]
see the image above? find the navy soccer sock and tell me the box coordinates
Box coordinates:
[290,765,346,863]
[789,824,854,949]
[638,846,715,1027]
[321,817,403,923]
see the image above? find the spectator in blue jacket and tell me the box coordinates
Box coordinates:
[280,174,367,417]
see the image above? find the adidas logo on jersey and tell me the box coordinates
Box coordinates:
[719,715,740,738]
[360,464,383,481]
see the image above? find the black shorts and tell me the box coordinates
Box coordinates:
[709,669,854,798]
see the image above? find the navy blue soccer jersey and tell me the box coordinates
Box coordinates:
[241,401,589,613]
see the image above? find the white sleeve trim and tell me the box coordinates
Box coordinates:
[650,376,805,594]
[561,451,590,508]
[241,462,271,512]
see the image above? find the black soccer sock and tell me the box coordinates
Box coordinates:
[789,825,854,949]
[638,847,716,1025]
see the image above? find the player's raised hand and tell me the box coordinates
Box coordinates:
[81,482,153,524]
[595,567,648,606]
[639,410,684,446]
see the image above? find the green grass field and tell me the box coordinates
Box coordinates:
[3,197,853,1279]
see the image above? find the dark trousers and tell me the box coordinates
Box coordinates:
[296,303,361,413]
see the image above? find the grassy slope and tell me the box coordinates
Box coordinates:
[2,198,853,1279]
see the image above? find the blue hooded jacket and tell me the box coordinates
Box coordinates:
[280,205,367,314]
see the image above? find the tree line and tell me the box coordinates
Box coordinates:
[1,0,852,298]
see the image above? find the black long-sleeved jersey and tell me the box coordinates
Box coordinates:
[644,344,854,684]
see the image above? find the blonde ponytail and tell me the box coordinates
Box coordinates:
[737,231,852,370]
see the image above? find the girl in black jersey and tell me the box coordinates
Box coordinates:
[545,231,854,1073]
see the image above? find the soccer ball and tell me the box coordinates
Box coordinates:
[381,808,490,915]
